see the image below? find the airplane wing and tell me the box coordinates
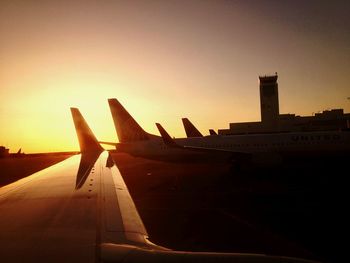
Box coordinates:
[0,108,156,262]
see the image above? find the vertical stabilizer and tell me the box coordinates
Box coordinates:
[71,108,103,153]
[108,98,153,142]
[182,118,203,137]
[209,129,217,135]
[156,123,179,147]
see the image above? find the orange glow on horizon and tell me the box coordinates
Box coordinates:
[1,1,349,153]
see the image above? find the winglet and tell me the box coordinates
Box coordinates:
[155,123,180,147]
[182,118,203,137]
[71,108,104,153]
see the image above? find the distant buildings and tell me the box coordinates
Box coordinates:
[0,146,9,158]
[0,147,25,158]
[219,74,350,135]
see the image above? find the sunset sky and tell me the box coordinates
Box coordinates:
[1,0,349,153]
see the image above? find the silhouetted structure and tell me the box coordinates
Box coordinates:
[219,74,350,135]
[260,74,279,125]
[0,146,9,158]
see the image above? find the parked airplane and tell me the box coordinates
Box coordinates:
[104,98,350,164]
[180,120,350,162]
[156,122,247,161]
[0,107,318,263]
[103,98,245,162]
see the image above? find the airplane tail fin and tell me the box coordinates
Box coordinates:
[71,108,104,153]
[182,118,203,137]
[209,129,217,135]
[155,123,180,148]
[108,98,154,143]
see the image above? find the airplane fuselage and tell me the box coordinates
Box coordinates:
[177,130,350,154]
[116,130,350,162]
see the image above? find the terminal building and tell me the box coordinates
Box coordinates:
[218,74,350,135]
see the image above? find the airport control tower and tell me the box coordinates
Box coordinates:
[259,74,279,125]
[218,73,350,135]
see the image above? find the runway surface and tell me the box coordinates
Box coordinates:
[112,153,346,263]
[0,154,73,186]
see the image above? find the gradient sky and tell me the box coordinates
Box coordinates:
[1,0,349,153]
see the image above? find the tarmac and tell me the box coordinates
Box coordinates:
[0,154,72,186]
[112,152,347,263]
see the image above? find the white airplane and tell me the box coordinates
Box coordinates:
[104,98,350,164]
[102,99,247,162]
[0,107,318,263]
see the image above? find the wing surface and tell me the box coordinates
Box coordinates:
[0,108,151,263]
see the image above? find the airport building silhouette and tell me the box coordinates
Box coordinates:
[0,146,9,158]
[218,74,350,135]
